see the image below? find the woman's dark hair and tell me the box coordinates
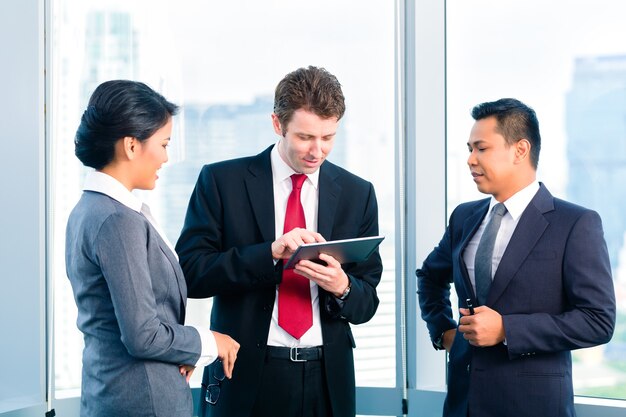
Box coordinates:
[75,80,179,169]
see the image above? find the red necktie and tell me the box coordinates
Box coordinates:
[278,174,313,339]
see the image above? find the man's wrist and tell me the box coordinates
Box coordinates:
[433,331,446,350]
[433,328,455,351]
[338,280,352,300]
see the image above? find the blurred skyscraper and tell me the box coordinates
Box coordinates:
[566,55,626,274]
[82,11,137,95]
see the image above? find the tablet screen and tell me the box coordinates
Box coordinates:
[283,235,384,269]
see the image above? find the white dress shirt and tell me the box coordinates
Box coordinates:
[83,170,218,367]
[463,181,540,295]
[266,144,324,347]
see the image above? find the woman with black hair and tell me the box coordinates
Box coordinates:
[66,80,239,417]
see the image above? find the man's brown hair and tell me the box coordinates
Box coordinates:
[273,66,345,135]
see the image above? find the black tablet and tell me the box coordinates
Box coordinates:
[283,235,385,269]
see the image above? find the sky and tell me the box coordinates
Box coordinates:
[56,0,626,230]
[446,0,626,203]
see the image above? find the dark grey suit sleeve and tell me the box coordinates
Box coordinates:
[96,212,201,364]
[416,209,459,344]
[503,210,616,357]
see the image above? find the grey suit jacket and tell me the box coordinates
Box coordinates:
[66,191,202,417]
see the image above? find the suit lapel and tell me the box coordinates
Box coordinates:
[245,146,276,243]
[458,200,490,300]
[487,184,553,305]
[317,162,341,240]
[154,235,188,321]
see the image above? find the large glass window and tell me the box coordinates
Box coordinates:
[51,0,396,397]
[447,0,626,400]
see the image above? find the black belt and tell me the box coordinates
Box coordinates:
[265,346,323,362]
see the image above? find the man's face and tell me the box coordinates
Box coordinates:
[467,116,520,202]
[273,109,337,174]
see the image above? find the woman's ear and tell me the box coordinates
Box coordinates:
[122,136,137,160]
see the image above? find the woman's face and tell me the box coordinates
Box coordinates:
[131,119,172,190]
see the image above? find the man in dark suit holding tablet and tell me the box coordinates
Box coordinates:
[176,66,383,417]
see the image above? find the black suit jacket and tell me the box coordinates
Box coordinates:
[417,184,615,417]
[176,145,383,417]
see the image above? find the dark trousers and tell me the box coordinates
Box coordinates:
[251,352,332,417]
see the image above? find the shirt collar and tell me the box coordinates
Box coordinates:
[270,142,320,189]
[489,180,539,221]
[83,170,143,213]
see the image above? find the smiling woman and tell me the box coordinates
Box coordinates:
[65,80,240,417]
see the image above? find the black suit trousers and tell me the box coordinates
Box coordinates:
[251,355,332,417]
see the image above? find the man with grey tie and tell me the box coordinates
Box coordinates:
[417,98,616,417]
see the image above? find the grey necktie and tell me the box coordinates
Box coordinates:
[474,203,507,305]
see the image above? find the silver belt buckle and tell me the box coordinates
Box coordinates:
[289,347,307,362]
